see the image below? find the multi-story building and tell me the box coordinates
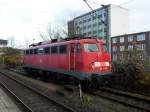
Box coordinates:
[111,31,150,61]
[0,39,8,55]
[68,4,129,51]
[0,39,7,48]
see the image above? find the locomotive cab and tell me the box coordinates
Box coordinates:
[70,39,112,86]
[70,39,111,75]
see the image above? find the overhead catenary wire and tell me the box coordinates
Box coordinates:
[82,0,106,25]
[86,0,135,8]
[82,0,109,49]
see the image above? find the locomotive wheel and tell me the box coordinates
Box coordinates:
[81,79,92,90]
[91,78,99,89]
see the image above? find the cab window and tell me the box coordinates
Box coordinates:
[84,43,98,52]
[38,48,44,54]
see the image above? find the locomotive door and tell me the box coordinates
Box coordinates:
[70,43,80,71]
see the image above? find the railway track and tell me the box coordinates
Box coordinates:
[90,87,150,111]
[0,71,75,112]
[5,68,150,111]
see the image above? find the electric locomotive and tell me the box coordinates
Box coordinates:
[23,37,112,87]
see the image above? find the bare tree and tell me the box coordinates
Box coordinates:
[7,36,15,48]
[47,23,53,40]
[38,23,68,41]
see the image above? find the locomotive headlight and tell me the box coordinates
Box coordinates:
[94,62,101,67]
[94,62,110,67]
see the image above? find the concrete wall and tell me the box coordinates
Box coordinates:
[109,5,129,37]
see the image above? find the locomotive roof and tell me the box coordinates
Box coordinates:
[26,38,104,49]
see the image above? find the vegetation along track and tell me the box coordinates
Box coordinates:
[89,87,150,111]
[0,71,75,112]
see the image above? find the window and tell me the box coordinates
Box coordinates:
[34,49,38,54]
[112,46,117,52]
[44,47,50,54]
[93,16,96,20]
[24,50,26,55]
[30,49,34,54]
[79,21,82,24]
[112,38,117,43]
[75,23,78,26]
[137,34,145,41]
[59,45,67,53]
[128,35,133,42]
[83,20,86,23]
[83,33,87,36]
[88,18,91,22]
[83,26,86,30]
[98,29,102,33]
[38,48,44,54]
[93,30,97,34]
[88,25,91,28]
[139,54,145,60]
[84,43,98,52]
[104,13,106,17]
[26,50,29,55]
[137,44,145,50]
[98,15,102,18]
[88,31,91,35]
[51,46,58,54]
[120,37,124,43]
[120,46,125,51]
[113,54,117,61]
[98,22,102,25]
[93,23,97,27]
[119,54,124,60]
[128,45,133,50]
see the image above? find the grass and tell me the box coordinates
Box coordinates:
[138,72,150,85]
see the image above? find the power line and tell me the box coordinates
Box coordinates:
[82,0,109,49]
[84,0,103,5]
[86,0,135,5]
[120,0,135,5]
[83,0,94,12]
[86,0,135,9]
[82,0,106,25]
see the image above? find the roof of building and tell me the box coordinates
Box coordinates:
[0,39,7,41]
[74,4,110,20]
[111,31,150,38]
[68,4,127,21]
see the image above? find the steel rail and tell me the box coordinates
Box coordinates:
[89,87,150,111]
[0,71,75,112]
[8,69,150,111]
[0,79,33,112]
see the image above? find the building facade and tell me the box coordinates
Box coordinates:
[68,4,129,51]
[111,31,150,61]
[0,39,7,48]
[0,39,8,55]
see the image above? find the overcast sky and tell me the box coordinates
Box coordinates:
[0,0,150,48]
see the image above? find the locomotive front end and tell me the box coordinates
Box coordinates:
[90,43,112,86]
[81,39,112,86]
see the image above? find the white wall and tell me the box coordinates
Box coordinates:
[0,45,7,47]
[109,5,129,37]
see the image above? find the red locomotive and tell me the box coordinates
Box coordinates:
[23,37,112,87]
